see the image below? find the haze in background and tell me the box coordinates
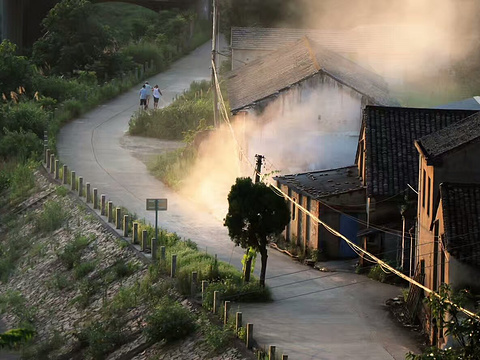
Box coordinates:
[181,0,480,218]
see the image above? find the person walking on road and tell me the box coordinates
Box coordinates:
[152,85,163,110]
[139,84,148,110]
[144,81,152,107]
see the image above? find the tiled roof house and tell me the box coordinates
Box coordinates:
[355,106,477,271]
[275,166,366,259]
[413,113,480,347]
[227,36,396,114]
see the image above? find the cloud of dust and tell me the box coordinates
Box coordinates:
[180,0,480,218]
[292,0,478,87]
[180,85,361,218]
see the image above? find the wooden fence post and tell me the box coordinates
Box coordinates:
[62,165,68,185]
[123,215,129,237]
[269,345,276,360]
[101,194,106,216]
[224,301,230,325]
[50,154,55,174]
[246,323,253,349]
[107,201,113,223]
[115,207,121,229]
[236,312,242,335]
[141,230,148,251]
[71,171,76,191]
[45,148,51,167]
[78,177,83,197]
[132,222,139,244]
[93,188,98,209]
[86,183,91,203]
[54,160,59,180]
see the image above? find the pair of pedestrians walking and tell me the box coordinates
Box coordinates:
[139,81,163,110]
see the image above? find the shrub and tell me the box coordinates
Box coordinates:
[111,259,137,279]
[51,273,71,291]
[203,319,234,353]
[77,319,127,359]
[367,264,389,283]
[35,200,67,233]
[74,261,96,279]
[58,234,91,270]
[0,129,42,161]
[122,42,164,68]
[1,101,49,138]
[144,296,195,343]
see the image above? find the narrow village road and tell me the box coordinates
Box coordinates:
[58,41,420,359]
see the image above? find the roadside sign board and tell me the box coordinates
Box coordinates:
[146,198,167,211]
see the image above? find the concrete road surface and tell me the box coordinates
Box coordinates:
[58,41,421,359]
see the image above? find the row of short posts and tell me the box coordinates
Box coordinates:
[44,148,287,359]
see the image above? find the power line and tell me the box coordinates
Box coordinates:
[268,182,480,321]
[210,62,480,320]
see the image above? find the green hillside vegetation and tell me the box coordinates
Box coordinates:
[0,165,266,358]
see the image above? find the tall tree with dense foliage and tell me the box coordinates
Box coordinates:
[224,177,290,286]
[0,40,32,96]
[32,0,113,75]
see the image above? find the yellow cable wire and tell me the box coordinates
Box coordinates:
[269,182,480,321]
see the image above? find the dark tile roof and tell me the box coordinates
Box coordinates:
[274,166,364,200]
[231,27,353,53]
[416,113,480,161]
[435,97,480,110]
[228,37,396,112]
[363,106,477,197]
[439,183,480,267]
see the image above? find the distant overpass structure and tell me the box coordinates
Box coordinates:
[1,0,209,49]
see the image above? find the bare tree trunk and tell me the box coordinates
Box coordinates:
[259,247,268,287]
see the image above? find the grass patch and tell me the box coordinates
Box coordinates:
[77,318,128,359]
[144,296,196,343]
[57,234,92,270]
[35,200,68,233]
[129,80,213,140]
[148,147,196,190]
[73,261,97,280]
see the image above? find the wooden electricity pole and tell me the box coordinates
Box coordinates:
[211,0,219,128]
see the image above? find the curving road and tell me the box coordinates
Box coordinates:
[58,41,420,359]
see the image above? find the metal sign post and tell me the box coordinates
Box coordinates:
[146,198,168,244]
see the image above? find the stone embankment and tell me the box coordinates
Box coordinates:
[0,169,249,360]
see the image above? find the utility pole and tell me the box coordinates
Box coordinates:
[243,154,264,283]
[211,0,219,128]
[254,154,264,184]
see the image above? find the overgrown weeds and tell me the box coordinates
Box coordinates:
[144,296,196,343]
[57,233,93,270]
[35,200,68,233]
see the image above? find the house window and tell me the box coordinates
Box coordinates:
[427,176,431,216]
[422,170,426,208]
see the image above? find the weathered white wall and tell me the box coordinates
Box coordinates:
[245,72,366,174]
